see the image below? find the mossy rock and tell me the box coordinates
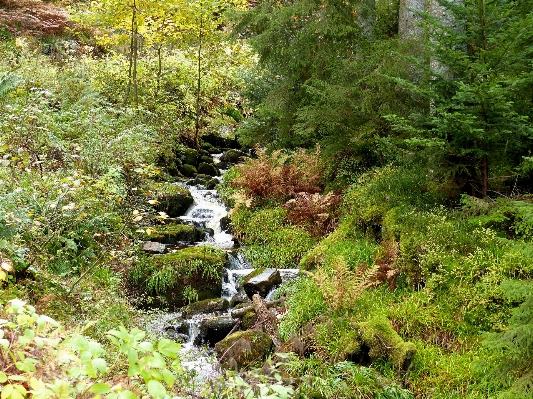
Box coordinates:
[180,164,197,178]
[242,311,257,330]
[181,297,230,318]
[200,155,215,164]
[220,149,247,164]
[152,182,193,217]
[206,178,219,190]
[142,223,206,245]
[130,246,227,309]
[197,162,220,177]
[179,148,199,166]
[215,330,273,369]
[201,133,240,149]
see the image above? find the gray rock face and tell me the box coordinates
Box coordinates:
[195,316,238,345]
[243,268,282,299]
[141,241,167,254]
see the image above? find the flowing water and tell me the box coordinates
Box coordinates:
[143,154,299,382]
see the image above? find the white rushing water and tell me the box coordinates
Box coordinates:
[179,185,235,249]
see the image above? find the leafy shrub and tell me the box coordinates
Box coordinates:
[0,299,182,399]
[282,355,414,399]
[476,280,533,399]
[231,148,323,205]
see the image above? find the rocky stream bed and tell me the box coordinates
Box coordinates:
[131,144,300,382]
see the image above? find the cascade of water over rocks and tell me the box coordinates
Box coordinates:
[140,151,300,382]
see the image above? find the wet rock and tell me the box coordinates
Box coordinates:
[152,182,194,217]
[164,322,190,342]
[220,216,232,233]
[197,162,220,177]
[141,223,206,245]
[243,268,282,298]
[141,241,167,254]
[181,297,230,318]
[179,164,197,177]
[220,149,247,164]
[229,295,250,308]
[195,316,238,345]
[215,330,273,369]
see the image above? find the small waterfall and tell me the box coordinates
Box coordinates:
[179,185,234,249]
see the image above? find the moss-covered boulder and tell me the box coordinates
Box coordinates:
[129,246,227,309]
[197,162,220,177]
[242,311,257,330]
[179,148,199,166]
[151,182,193,217]
[215,330,273,369]
[179,164,197,177]
[220,149,247,164]
[181,298,230,318]
[142,223,206,245]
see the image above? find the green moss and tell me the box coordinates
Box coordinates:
[197,162,219,176]
[151,182,193,217]
[142,223,205,244]
[214,330,273,369]
[357,315,416,370]
[242,311,257,330]
[180,164,197,177]
[180,148,199,165]
[130,246,227,309]
[181,298,229,318]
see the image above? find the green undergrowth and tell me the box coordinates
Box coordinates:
[231,206,317,269]
[222,159,533,398]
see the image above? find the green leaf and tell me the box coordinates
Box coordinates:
[137,341,154,352]
[161,368,175,387]
[146,380,166,399]
[117,390,137,399]
[1,384,13,399]
[0,371,6,383]
[89,382,111,394]
[0,338,9,350]
[157,338,181,358]
[92,357,107,374]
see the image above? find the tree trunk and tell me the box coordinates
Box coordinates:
[133,26,139,108]
[125,0,136,106]
[481,154,488,198]
[194,13,204,150]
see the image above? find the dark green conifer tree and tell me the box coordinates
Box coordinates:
[392,0,533,198]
